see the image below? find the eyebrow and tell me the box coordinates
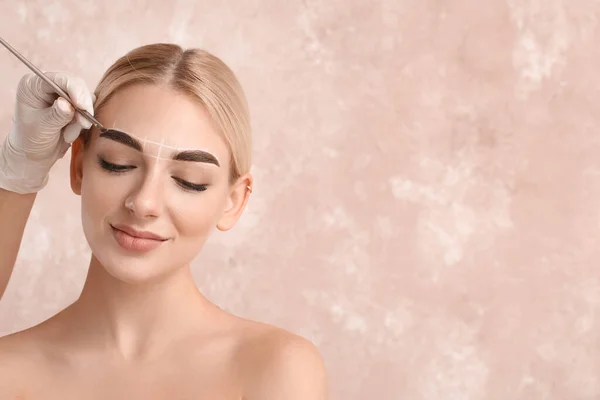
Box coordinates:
[99,129,220,167]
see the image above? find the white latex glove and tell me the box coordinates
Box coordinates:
[0,72,94,194]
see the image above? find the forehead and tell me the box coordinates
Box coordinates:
[95,84,229,158]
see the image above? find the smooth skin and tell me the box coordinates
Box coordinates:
[0,189,36,299]
[0,84,327,399]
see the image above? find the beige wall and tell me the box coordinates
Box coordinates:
[1,1,599,398]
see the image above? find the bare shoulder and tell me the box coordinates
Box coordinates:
[0,329,38,361]
[234,319,328,400]
[0,316,64,370]
[0,329,47,395]
[0,327,49,368]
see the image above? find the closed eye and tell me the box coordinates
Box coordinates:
[172,177,208,192]
[97,157,207,192]
[98,157,135,173]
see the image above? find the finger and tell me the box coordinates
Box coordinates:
[38,72,95,122]
[40,97,75,132]
[56,139,71,160]
[36,71,69,97]
[15,73,53,108]
[62,119,84,144]
[65,78,94,122]
[74,110,93,129]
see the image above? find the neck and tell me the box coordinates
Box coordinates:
[63,255,216,360]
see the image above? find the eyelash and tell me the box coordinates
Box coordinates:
[97,158,208,192]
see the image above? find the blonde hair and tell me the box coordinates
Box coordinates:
[85,43,251,181]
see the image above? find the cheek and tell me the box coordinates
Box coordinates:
[80,159,126,221]
[169,189,228,239]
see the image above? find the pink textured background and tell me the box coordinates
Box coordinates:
[2,1,600,398]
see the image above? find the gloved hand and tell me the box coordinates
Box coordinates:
[0,72,94,194]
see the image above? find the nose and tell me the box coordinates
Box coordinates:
[124,171,164,219]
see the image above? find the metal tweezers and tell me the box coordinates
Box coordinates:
[0,36,105,131]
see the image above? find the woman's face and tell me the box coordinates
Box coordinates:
[70,83,250,283]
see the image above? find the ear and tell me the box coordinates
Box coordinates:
[70,136,85,195]
[216,173,253,232]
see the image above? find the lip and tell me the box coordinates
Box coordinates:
[110,223,167,252]
[111,224,167,241]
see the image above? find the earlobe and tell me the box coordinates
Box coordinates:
[69,136,85,195]
[216,174,253,232]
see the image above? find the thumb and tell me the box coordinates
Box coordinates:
[40,97,75,133]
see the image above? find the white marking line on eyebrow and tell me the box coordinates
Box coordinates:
[107,127,186,152]
[102,127,221,164]
[139,138,183,151]
[144,155,179,161]
[155,137,165,167]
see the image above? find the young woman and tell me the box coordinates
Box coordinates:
[0,43,327,399]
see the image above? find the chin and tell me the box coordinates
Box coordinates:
[101,255,168,284]
[90,247,177,285]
